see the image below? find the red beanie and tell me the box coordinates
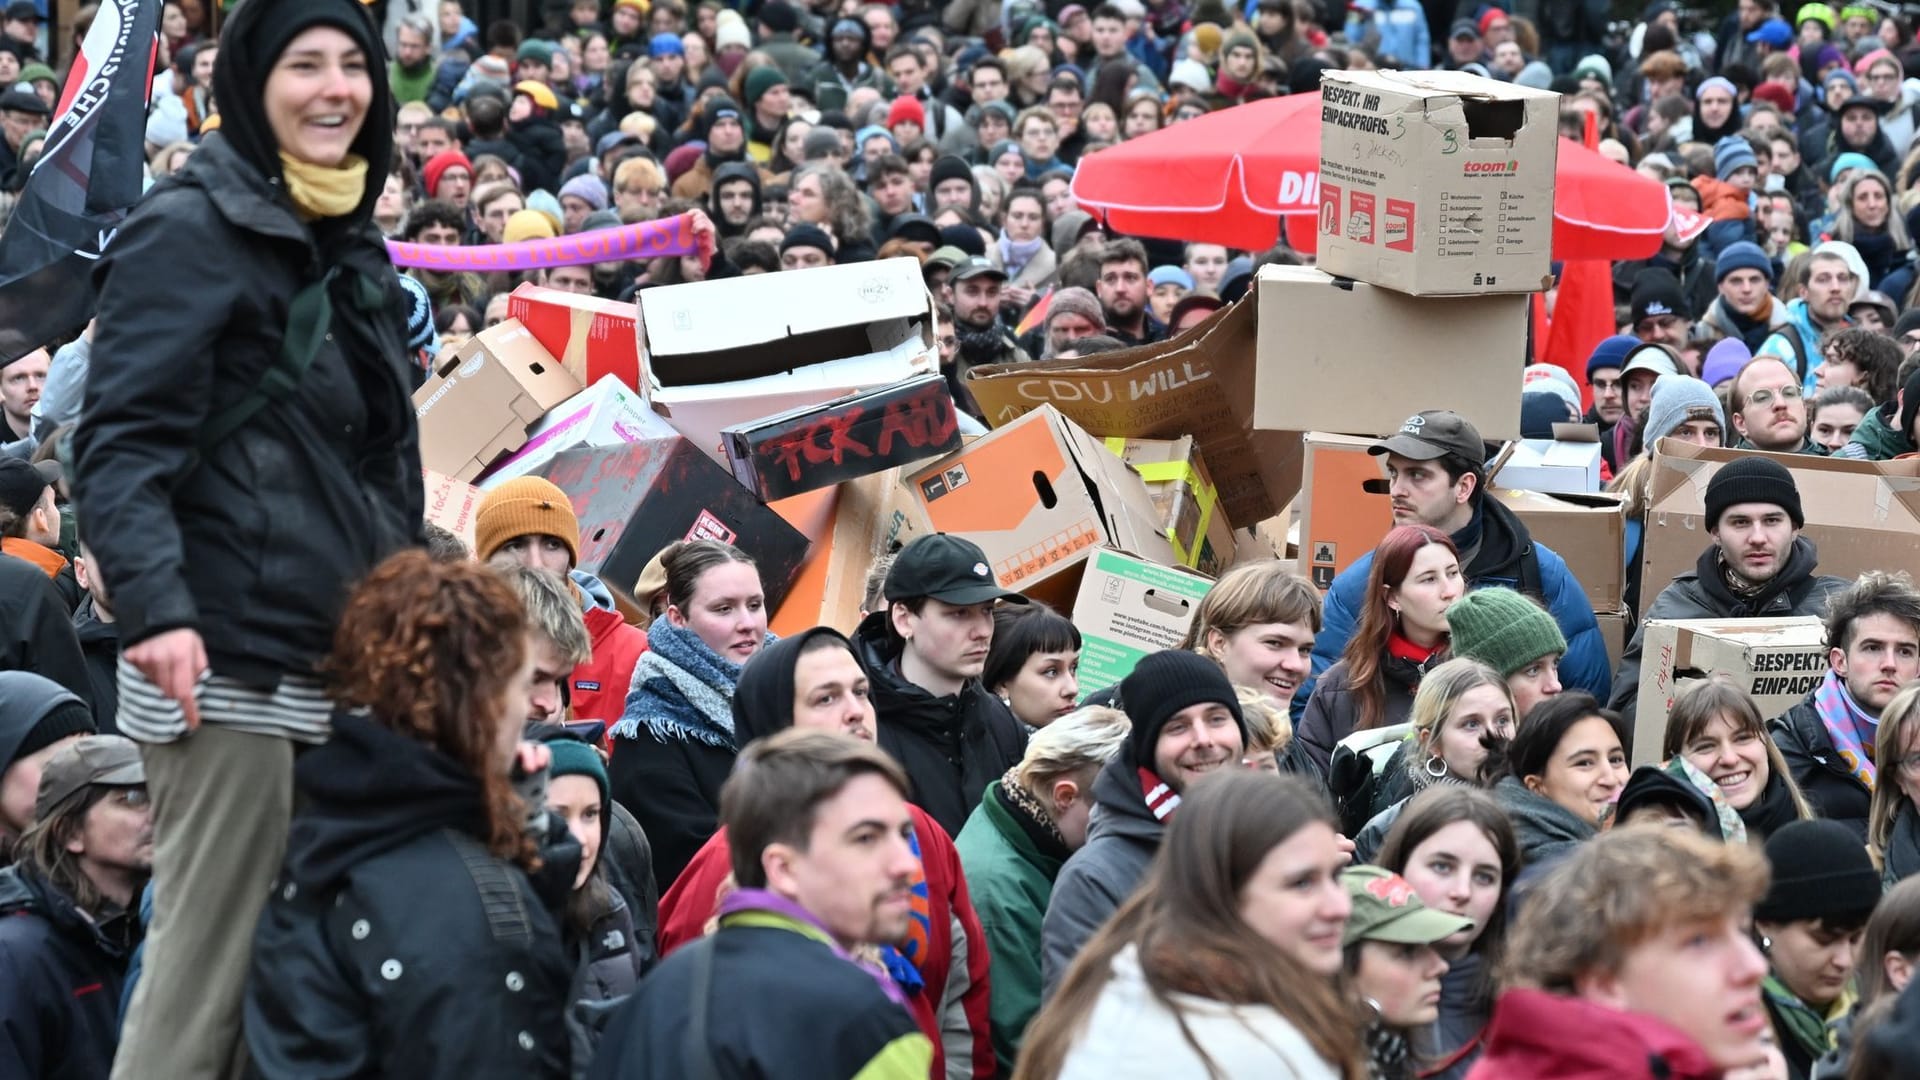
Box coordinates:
[1478,8,1508,35]
[422,150,473,197]
[1751,81,1797,115]
[887,96,926,130]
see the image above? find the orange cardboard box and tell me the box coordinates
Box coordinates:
[769,469,927,636]
[904,405,1176,593]
[1297,432,1392,590]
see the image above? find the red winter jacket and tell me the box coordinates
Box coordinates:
[1467,988,1724,1080]
[571,607,646,725]
[658,806,995,1080]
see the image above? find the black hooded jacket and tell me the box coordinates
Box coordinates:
[708,160,765,240]
[71,598,118,736]
[72,0,423,685]
[246,711,580,1079]
[851,611,1027,837]
[731,627,860,746]
[0,555,91,710]
[0,864,140,1080]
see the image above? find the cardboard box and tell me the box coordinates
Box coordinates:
[539,440,811,609]
[966,292,1302,529]
[1490,426,1604,495]
[1317,69,1558,295]
[1492,487,1627,613]
[1298,432,1392,590]
[1103,436,1235,577]
[1596,608,1629,676]
[1072,548,1215,690]
[1629,617,1828,766]
[636,258,939,463]
[904,405,1177,593]
[1254,265,1526,440]
[507,283,642,391]
[477,376,680,490]
[769,468,928,636]
[722,375,963,502]
[421,469,483,550]
[414,319,584,481]
[1641,440,1920,601]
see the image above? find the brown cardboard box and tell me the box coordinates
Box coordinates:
[1254,265,1526,440]
[1072,548,1214,690]
[636,258,939,463]
[421,469,482,550]
[1596,608,1629,675]
[1492,487,1628,613]
[414,319,584,481]
[768,468,928,636]
[966,293,1302,530]
[1103,436,1236,577]
[904,405,1177,593]
[1629,618,1828,766]
[1641,440,1920,600]
[1317,69,1559,295]
[1232,507,1294,568]
[1297,432,1392,590]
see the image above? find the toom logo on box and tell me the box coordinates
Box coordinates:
[1463,160,1522,174]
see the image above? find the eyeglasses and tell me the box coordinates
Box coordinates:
[1869,72,1901,84]
[1746,385,1803,406]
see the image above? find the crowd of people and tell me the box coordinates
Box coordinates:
[6,0,1920,1078]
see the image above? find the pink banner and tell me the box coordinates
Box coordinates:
[387,213,701,271]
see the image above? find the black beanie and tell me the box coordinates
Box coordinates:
[1117,651,1244,770]
[1704,456,1803,530]
[1900,368,1920,443]
[1755,819,1881,922]
[930,155,976,198]
[12,699,95,765]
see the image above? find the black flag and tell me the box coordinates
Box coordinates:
[0,0,159,367]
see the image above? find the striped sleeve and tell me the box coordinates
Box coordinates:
[116,659,332,745]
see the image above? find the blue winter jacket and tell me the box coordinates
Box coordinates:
[1297,499,1611,718]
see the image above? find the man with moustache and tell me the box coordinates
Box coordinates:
[1040,650,1247,997]
[1730,357,1820,454]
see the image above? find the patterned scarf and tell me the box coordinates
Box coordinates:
[609,617,775,747]
[1812,669,1878,790]
[1661,755,1748,843]
[1139,766,1181,822]
[995,768,1070,857]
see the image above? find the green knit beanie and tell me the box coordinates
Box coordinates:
[744,65,789,109]
[1444,588,1567,678]
[545,737,609,810]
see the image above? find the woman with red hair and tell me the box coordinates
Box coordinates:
[1297,525,1463,778]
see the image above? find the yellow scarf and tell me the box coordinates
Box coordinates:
[278,151,368,220]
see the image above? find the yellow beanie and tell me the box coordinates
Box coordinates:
[474,477,581,564]
[503,208,559,243]
[1193,24,1222,56]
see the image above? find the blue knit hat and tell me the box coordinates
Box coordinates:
[649,32,684,57]
[395,272,438,354]
[1715,241,1775,284]
[1830,151,1876,182]
[1714,135,1759,181]
[1586,334,1641,380]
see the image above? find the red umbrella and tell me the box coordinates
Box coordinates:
[1070,92,1670,260]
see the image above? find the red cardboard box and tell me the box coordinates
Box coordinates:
[721,375,962,502]
[540,440,810,609]
[507,282,643,391]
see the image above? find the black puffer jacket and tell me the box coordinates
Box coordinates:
[72,11,422,685]
[853,611,1027,837]
[0,555,91,708]
[1770,697,1873,840]
[245,712,579,1079]
[1296,653,1426,777]
[0,864,139,1079]
[1609,538,1847,729]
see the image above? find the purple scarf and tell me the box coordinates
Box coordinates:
[717,888,911,1007]
[1812,669,1878,790]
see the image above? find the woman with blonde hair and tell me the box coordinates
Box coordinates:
[1663,674,1815,843]
[1016,772,1364,1079]
[956,706,1132,1072]
[1868,683,1920,883]
[1349,659,1515,857]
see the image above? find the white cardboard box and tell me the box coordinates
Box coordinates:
[636,258,940,463]
[476,375,681,489]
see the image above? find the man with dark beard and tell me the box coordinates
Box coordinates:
[948,257,1030,421]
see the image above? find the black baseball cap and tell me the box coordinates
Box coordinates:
[0,454,48,520]
[0,88,47,116]
[4,2,39,23]
[1369,410,1485,466]
[950,256,1008,284]
[883,533,1029,606]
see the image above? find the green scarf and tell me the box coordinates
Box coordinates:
[1762,973,1852,1061]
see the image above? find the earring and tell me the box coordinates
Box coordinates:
[1425,755,1449,779]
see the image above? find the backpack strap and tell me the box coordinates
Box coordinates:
[1780,322,1812,385]
[683,935,725,1080]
